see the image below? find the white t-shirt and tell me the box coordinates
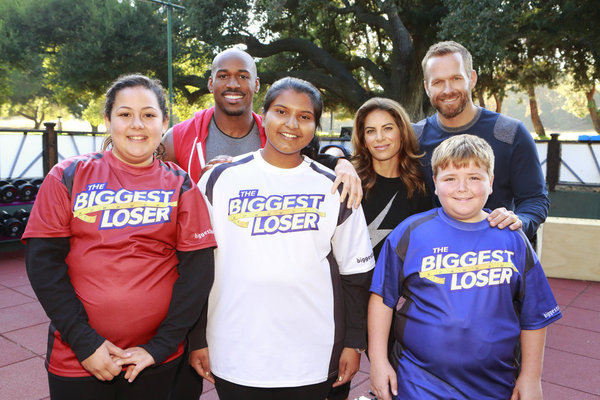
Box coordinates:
[199,150,374,387]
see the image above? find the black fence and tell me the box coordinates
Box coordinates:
[1,125,598,191]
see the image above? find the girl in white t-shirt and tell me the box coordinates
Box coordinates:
[189,77,375,400]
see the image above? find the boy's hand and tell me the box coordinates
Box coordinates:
[332,158,363,209]
[487,207,522,230]
[370,359,397,400]
[332,347,360,387]
[510,374,542,400]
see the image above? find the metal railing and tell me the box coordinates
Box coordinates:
[1,125,599,189]
[0,124,105,179]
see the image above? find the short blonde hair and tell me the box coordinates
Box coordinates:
[422,41,473,81]
[431,134,494,178]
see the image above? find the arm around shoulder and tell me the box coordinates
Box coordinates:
[511,124,549,238]
[332,157,363,209]
[160,128,178,163]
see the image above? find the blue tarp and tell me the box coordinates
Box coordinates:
[578,135,600,141]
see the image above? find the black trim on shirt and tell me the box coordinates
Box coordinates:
[141,248,214,364]
[25,237,105,363]
[205,154,255,204]
[315,153,339,170]
[341,270,373,349]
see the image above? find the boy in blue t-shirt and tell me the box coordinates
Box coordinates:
[368,134,561,400]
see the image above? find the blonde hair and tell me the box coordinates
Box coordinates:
[422,41,473,80]
[431,134,494,178]
[351,97,426,198]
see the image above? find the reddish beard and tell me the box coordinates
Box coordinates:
[431,89,469,119]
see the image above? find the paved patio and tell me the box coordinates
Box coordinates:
[1,244,599,399]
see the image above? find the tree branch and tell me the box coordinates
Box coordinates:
[259,69,366,110]
[328,1,393,36]
[347,56,390,89]
[222,34,369,104]
[15,110,37,121]
[176,72,211,104]
[382,2,413,63]
[327,1,414,93]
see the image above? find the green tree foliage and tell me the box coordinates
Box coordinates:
[81,96,105,132]
[7,0,167,94]
[439,0,517,111]
[439,0,600,136]
[0,0,168,125]
[439,0,565,136]
[0,65,69,129]
[546,0,600,132]
[2,0,595,130]
[178,0,448,118]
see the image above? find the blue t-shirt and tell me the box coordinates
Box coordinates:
[371,207,561,399]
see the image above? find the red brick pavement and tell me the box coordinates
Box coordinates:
[1,246,598,399]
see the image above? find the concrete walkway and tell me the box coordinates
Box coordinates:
[1,246,599,399]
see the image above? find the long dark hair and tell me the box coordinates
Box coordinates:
[351,97,426,198]
[101,74,168,159]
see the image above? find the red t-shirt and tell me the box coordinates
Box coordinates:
[23,150,216,377]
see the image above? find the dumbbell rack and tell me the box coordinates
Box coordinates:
[0,178,40,242]
[0,203,32,242]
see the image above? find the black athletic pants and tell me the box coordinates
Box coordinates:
[327,381,351,400]
[48,357,180,400]
[214,374,337,400]
[168,341,203,400]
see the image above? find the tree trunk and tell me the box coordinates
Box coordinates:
[477,88,485,108]
[38,110,45,130]
[493,93,503,113]
[91,125,99,132]
[527,86,545,137]
[585,87,600,133]
[402,65,428,121]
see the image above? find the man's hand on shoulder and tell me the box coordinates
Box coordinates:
[200,155,234,178]
[487,207,522,231]
[333,158,363,209]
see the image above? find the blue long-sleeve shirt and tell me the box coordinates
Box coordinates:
[413,108,549,240]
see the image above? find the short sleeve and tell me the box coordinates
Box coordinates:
[22,169,73,239]
[331,205,375,275]
[370,233,403,309]
[518,252,562,330]
[175,179,217,252]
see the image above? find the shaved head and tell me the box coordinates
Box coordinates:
[208,48,260,118]
[211,48,257,78]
